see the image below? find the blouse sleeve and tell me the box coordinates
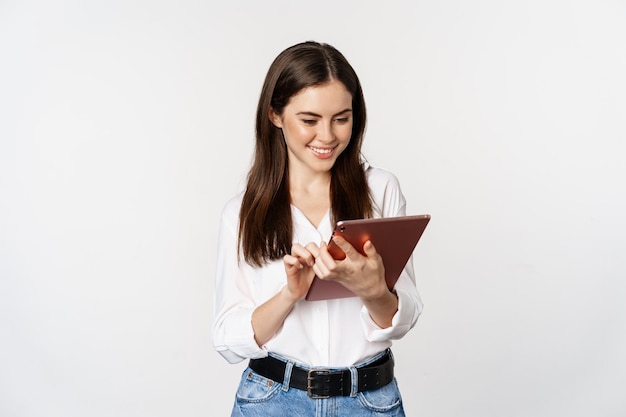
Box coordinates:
[359,168,423,342]
[212,197,267,364]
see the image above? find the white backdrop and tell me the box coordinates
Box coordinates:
[1,1,625,416]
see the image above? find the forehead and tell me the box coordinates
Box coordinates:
[286,81,352,113]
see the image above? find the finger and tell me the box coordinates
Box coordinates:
[362,240,384,273]
[312,259,332,280]
[312,242,343,279]
[317,241,340,265]
[331,235,360,260]
[283,254,304,270]
[362,240,378,258]
[304,242,321,258]
[291,243,315,267]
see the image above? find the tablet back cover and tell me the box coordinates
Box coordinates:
[305,214,430,301]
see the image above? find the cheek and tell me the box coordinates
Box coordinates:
[285,123,312,140]
[338,124,353,142]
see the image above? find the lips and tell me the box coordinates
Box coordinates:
[308,145,336,159]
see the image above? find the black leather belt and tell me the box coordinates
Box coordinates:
[248,350,394,399]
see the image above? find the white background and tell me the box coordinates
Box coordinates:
[1,1,625,416]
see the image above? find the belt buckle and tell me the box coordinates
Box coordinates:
[307,369,334,399]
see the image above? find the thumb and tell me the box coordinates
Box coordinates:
[331,235,359,259]
[362,240,378,258]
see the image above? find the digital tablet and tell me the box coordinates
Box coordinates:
[305,214,431,301]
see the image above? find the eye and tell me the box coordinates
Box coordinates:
[302,119,317,125]
[334,117,350,124]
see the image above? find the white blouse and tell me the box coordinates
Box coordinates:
[212,166,422,367]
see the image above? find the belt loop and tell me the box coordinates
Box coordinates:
[348,365,358,397]
[282,360,294,392]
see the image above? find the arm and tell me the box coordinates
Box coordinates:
[355,240,399,329]
[212,197,317,362]
[362,167,423,340]
[251,243,316,346]
[212,203,265,363]
[361,292,398,329]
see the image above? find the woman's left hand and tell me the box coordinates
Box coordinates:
[309,236,389,301]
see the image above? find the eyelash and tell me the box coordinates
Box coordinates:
[301,118,350,125]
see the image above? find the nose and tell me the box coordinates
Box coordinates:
[317,121,335,143]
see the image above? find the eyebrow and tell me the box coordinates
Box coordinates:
[295,109,352,118]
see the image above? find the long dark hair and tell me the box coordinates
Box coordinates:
[239,41,372,266]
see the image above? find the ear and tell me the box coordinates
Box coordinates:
[268,107,283,128]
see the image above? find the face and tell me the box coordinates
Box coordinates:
[270,80,353,178]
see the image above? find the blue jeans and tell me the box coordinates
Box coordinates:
[230,350,406,417]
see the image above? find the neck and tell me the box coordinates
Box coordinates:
[289,172,331,195]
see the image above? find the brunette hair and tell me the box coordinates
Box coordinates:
[239,41,372,266]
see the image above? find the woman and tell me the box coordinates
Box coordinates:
[212,41,422,416]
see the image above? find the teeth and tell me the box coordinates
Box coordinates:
[309,146,333,154]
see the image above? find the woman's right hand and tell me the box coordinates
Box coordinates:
[282,242,318,302]
[252,243,318,347]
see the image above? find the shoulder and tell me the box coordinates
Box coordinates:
[365,165,406,217]
[219,192,244,231]
[365,165,402,190]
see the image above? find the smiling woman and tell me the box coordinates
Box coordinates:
[212,41,422,417]
[269,81,354,227]
[269,81,353,174]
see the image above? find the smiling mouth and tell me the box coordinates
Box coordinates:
[308,145,335,155]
